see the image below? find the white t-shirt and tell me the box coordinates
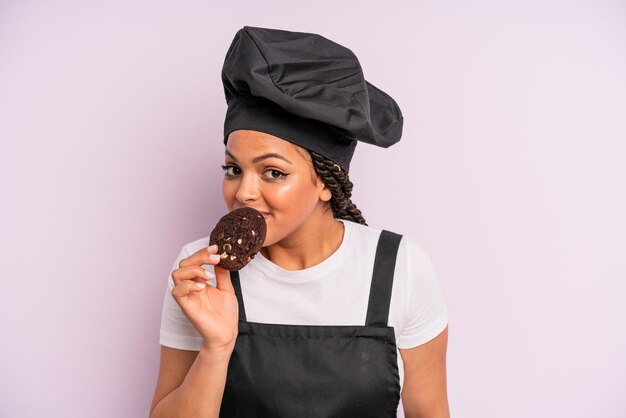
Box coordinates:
[159,219,448,395]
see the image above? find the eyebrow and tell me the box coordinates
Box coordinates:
[225,150,293,165]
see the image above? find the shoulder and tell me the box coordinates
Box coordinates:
[397,234,432,267]
[341,219,382,243]
[168,235,213,282]
[395,233,435,286]
[179,235,210,257]
[346,220,431,266]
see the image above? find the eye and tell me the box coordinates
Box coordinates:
[263,169,288,180]
[221,164,241,177]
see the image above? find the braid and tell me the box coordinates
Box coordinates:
[309,151,367,225]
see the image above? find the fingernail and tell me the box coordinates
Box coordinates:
[196,282,206,289]
[210,254,221,263]
[204,269,215,279]
[207,244,218,252]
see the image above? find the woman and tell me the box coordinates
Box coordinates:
[150,26,450,418]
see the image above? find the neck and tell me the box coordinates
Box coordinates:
[260,210,345,271]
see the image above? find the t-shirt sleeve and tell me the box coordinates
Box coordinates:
[159,245,204,351]
[396,237,449,349]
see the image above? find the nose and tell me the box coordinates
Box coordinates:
[235,173,260,204]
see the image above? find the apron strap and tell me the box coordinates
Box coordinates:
[365,230,403,327]
[229,270,247,322]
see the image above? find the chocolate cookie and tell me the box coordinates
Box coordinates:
[209,207,267,271]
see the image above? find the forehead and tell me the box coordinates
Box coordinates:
[225,130,308,160]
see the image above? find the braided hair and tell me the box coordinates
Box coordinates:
[308,150,367,225]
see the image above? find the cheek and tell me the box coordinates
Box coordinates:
[268,178,318,213]
[222,180,237,209]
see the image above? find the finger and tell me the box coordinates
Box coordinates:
[179,244,222,269]
[171,265,215,286]
[171,279,208,299]
[214,265,235,293]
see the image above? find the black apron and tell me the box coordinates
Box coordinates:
[220,230,403,418]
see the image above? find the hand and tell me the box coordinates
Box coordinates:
[170,244,239,352]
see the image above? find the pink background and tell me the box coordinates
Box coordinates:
[1,1,625,417]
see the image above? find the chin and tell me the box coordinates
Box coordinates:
[261,226,292,248]
[261,234,278,247]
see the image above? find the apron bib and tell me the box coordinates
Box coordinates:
[220,230,403,418]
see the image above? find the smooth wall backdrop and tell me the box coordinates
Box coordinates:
[1,1,625,417]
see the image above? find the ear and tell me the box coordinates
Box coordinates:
[317,179,332,202]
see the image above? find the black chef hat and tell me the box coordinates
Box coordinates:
[221,26,403,173]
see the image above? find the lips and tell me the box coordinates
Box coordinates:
[237,207,270,219]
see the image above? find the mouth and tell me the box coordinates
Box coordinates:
[234,206,271,220]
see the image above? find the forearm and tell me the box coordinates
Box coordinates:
[150,347,232,418]
[403,401,450,418]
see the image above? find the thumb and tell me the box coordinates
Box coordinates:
[214,265,235,293]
